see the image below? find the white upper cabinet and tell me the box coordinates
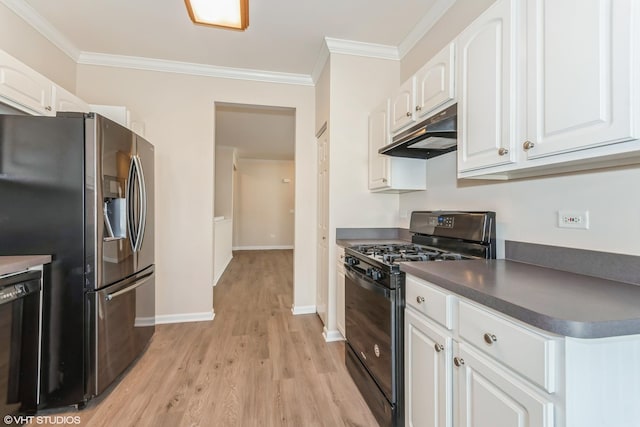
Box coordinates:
[524,0,636,159]
[390,78,415,132]
[390,42,456,134]
[415,42,456,120]
[369,99,391,190]
[0,50,54,116]
[457,0,640,179]
[53,84,90,113]
[457,0,518,173]
[91,104,146,137]
[368,99,427,193]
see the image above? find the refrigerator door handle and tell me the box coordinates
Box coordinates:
[105,271,153,301]
[126,155,137,252]
[133,155,147,253]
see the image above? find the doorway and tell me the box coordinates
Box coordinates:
[213,102,296,286]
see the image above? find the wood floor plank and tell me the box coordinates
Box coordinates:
[37,250,379,427]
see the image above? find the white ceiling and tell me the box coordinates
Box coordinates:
[215,104,295,160]
[21,0,447,76]
[12,0,452,159]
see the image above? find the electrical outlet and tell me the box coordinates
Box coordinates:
[558,210,589,229]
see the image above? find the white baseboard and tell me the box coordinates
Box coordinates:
[213,254,233,286]
[323,327,345,342]
[155,310,215,325]
[291,304,317,315]
[232,245,294,251]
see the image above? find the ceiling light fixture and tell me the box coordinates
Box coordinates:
[185,0,249,31]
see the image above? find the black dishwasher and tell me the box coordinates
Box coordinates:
[0,270,41,416]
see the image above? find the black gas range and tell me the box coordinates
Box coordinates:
[344,211,496,427]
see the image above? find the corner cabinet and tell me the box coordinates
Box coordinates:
[368,99,427,193]
[457,0,640,179]
[53,84,90,113]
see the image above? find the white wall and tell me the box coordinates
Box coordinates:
[0,3,77,91]
[76,64,316,318]
[215,146,235,219]
[233,159,295,249]
[398,0,640,257]
[400,0,496,81]
[399,153,640,256]
[317,53,401,333]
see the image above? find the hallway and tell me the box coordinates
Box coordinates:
[48,250,377,426]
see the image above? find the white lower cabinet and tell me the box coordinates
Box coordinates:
[455,343,554,427]
[405,308,452,427]
[405,273,559,427]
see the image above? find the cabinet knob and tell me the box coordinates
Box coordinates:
[406,112,412,117]
[415,106,422,111]
[483,333,497,345]
[453,357,465,367]
[434,343,444,353]
[45,106,52,111]
[416,296,425,304]
[523,140,535,150]
[498,147,509,156]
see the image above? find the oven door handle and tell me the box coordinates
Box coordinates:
[345,265,391,299]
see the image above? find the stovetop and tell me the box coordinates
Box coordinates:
[349,243,477,266]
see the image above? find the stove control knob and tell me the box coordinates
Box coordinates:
[345,256,359,266]
[370,269,383,281]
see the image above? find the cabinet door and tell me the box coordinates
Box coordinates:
[368,99,391,190]
[457,0,518,172]
[455,343,554,427]
[53,85,90,113]
[415,43,455,119]
[524,0,637,159]
[390,77,415,132]
[405,309,452,427]
[0,50,54,116]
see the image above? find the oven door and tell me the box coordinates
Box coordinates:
[345,265,396,402]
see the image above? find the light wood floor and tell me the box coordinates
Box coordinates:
[41,250,378,427]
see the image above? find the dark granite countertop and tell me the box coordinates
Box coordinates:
[0,255,51,276]
[400,259,640,339]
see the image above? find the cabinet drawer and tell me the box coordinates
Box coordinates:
[459,301,558,393]
[405,275,454,329]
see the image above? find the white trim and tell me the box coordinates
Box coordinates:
[155,310,215,325]
[323,327,345,342]
[291,305,317,315]
[213,254,233,286]
[77,52,314,86]
[232,245,294,251]
[324,37,400,61]
[311,41,330,84]
[0,0,80,61]
[398,0,457,59]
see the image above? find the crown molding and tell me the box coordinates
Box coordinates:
[324,37,400,61]
[0,0,80,61]
[77,52,314,86]
[311,41,330,84]
[398,0,457,58]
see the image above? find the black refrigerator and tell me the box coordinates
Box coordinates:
[0,113,155,409]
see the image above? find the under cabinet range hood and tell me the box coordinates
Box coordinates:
[380,104,457,159]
